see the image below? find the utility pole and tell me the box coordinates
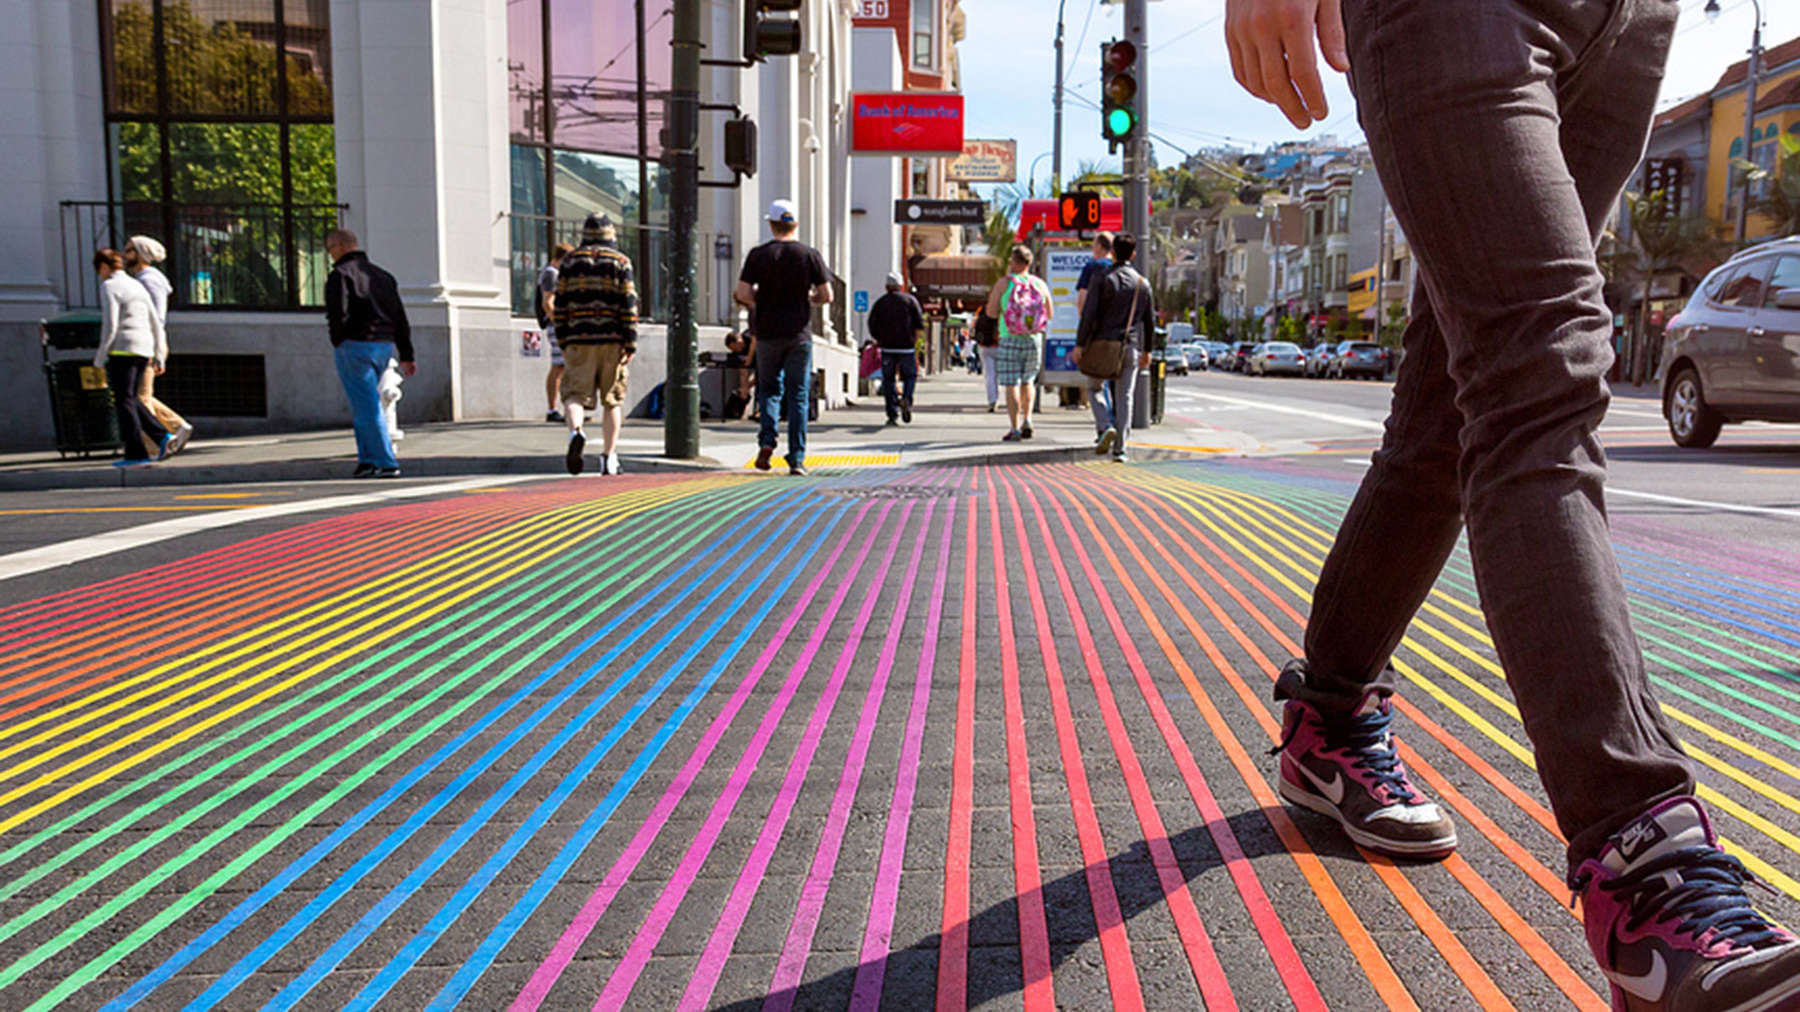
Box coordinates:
[1124,0,1150,428]
[665,0,701,458]
[1373,185,1386,343]
[1734,0,1764,244]
[1053,0,1066,196]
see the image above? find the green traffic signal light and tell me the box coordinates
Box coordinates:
[1106,107,1135,139]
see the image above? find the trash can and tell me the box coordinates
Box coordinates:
[40,310,121,457]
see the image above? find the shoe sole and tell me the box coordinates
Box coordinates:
[1276,775,1458,858]
[166,427,192,457]
[1097,430,1118,456]
[566,433,586,476]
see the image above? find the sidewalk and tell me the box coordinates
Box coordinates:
[0,372,1108,491]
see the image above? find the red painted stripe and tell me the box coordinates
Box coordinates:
[935,481,981,1012]
[1042,474,1325,1010]
[997,474,1145,1012]
[985,469,1056,1012]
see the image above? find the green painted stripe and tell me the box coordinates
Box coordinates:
[0,479,777,998]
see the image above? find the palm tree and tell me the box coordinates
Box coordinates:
[1744,133,1800,237]
[1069,158,1123,197]
[1621,190,1727,384]
[981,210,1015,285]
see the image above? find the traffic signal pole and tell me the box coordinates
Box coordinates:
[1053,0,1066,196]
[1124,0,1151,429]
[665,0,701,459]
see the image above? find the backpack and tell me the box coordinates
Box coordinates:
[1003,276,1048,337]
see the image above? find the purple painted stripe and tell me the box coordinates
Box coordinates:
[667,502,917,1012]
[506,499,880,1012]
[761,501,940,1012]
[847,499,959,1011]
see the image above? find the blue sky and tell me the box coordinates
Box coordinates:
[957,0,1800,193]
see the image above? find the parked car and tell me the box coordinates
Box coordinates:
[1153,346,1189,376]
[1204,341,1233,368]
[1250,341,1308,376]
[1231,342,1259,372]
[1305,343,1335,377]
[1660,237,1800,448]
[1181,342,1211,371]
[1328,340,1389,379]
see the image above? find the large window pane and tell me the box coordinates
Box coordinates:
[169,123,284,203]
[643,1,672,157]
[510,145,550,316]
[287,123,337,205]
[508,0,546,143]
[111,122,163,202]
[162,0,282,117]
[284,0,334,118]
[553,149,639,224]
[549,0,640,155]
[106,1,158,115]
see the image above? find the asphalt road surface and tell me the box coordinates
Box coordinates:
[0,373,1796,1010]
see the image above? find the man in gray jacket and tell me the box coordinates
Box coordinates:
[1075,233,1154,463]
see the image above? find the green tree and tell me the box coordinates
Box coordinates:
[981,210,1015,285]
[1621,190,1727,384]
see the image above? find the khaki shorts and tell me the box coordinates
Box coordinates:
[560,342,630,409]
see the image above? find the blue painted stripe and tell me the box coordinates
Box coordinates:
[106,485,812,1012]
[408,498,863,1010]
[257,496,844,1011]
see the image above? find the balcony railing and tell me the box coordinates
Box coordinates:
[59,201,347,312]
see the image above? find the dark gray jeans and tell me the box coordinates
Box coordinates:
[1299,0,1694,875]
[1088,353,1138,447]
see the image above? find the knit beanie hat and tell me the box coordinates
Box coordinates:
[581,214,617,243]
[127,235,167,265]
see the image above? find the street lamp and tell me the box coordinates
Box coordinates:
[1707,0,1763,243]
[1027,151,1052,198]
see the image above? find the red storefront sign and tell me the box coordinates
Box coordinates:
[851,92,965,155]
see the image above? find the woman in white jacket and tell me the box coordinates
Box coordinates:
[93,247,169,466]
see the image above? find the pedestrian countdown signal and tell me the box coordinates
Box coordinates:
[1059,191,1103,232]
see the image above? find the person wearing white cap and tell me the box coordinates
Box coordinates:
[124,235,193,457]
[734,199,831,476]
[866,271,923,425]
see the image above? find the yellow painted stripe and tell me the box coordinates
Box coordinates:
[747,454,899,469]
[0,480,730,835]
[1137,472,1800,901]
[171,493,267,500]
[0,506,256,516]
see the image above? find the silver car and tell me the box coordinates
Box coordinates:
[1250,341,1308,376]
[1660,238,1800,448]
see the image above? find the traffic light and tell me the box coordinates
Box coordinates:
[747,0,803,59]
[1100,39,1139,152]
[1060,190,1103,232]
[724,117,758,178]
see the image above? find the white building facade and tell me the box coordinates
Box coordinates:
[1,0,861,451]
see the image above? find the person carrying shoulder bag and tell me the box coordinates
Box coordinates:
[1074,232,1154,462]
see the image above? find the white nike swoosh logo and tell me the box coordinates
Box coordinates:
[1604,949,1667,1002]
[1296,762,1346,805]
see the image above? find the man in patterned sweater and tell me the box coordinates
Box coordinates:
[554,214,638,476]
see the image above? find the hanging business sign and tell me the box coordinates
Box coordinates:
[894,199,987,225]
[946,139,1018,182]
[850,92,965,155]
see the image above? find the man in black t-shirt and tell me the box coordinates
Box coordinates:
[866,272,924,425]
[734,199,832,476]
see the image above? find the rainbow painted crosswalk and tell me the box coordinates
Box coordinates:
[0,461,1795,1010]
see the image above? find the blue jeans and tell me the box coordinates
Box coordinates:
[334,339,399,470]
[880,350,916,421]
[756,338,811,467]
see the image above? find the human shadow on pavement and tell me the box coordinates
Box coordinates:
[709,805,1353,1012]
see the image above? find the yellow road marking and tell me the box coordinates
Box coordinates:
[171,493,267,500]
[0,506,256,516]
[747,454,900,469]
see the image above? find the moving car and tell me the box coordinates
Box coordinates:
[1250,341,1308,376]
[1659,237,1800,448]
[1328,340,1388,379]
[1181,342,1211,371]
[1153,346,1189,376]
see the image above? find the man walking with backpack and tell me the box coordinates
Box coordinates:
[984,246,1052,442]
[735,199,831,476]
[867,272,924,426]
[555,215,637,476]
[1229,0,1800,1006]
[1075,233,1154,463]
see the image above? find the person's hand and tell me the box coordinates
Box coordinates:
[1139,352,1152,370]
[153,360,166,375]
[1225,0,1349,130]
[621,350,635,366]
[400,361,418,378]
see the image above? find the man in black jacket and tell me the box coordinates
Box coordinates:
[1075,233,1154,462]
[325,229,414,478]
[866,273,923,425]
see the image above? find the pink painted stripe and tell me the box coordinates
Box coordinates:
[670,501,917,1012]
[848,501,959,1011]
[507,499,880,1012]
[761,501,941,1012]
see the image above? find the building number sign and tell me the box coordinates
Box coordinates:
[857,1,890,18]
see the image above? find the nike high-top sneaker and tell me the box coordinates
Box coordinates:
[1271,661,1457,858]
[1575,797,1800,1012]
